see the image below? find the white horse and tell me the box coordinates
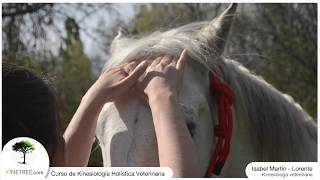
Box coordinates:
[96,4,317,177]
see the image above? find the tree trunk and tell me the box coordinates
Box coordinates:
[23,153,26,164]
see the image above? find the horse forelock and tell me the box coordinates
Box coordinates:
[104,21,221,72]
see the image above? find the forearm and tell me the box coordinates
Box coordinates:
[63,88,104,166]
[149,92,202,177]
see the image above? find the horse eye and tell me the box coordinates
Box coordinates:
[179,103,197,137]
[186,122,196,137]
[201,70,207,76]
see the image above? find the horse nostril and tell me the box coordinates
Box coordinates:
[186,122,196,137]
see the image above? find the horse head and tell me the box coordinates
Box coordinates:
[96,3,317,177]
[96,3,236,174]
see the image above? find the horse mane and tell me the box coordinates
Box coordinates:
[217,58,317,161]
[104,21,317,161]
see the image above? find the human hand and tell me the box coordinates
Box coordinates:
[138,49,188,101]
[88,60,148,104]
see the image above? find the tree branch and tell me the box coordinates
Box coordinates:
[2,4,51,18]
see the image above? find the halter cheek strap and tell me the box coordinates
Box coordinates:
[205,72,234,177]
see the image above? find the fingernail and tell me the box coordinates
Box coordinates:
[183,48,187,54]
[138,60,148,67]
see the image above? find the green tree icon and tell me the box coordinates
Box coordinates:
[12,140,35,164]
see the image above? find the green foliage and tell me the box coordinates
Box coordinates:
[53,17,101,166]
[12,140,36,153]
[130,4,196,35]
[256,4,317,118]
[88,140,103,167]
[54,17,94,129]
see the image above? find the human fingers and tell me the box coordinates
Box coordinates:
[176,49,188,72]
[170,57,177,67]
[119,60,149,88]
[149,56,163,70]
[116,61,132,69]
[123,61,139,74]
[159,56,172,67]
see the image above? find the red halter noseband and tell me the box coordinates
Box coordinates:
[205,72,234,177]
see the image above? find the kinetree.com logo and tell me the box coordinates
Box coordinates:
[1,137,49,178]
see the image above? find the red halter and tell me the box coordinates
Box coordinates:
[205,72,234,177]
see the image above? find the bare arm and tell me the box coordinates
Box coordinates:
[140,50,202,177]
[149,92,202,177]
[63,61,148,166]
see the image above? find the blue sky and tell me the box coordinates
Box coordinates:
[79,4,135,60]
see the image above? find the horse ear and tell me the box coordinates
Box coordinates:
[114,27,128,40]
[197,3,237,56]
[110,27,128,54]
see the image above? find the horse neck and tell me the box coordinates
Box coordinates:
[216,58,317,162]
